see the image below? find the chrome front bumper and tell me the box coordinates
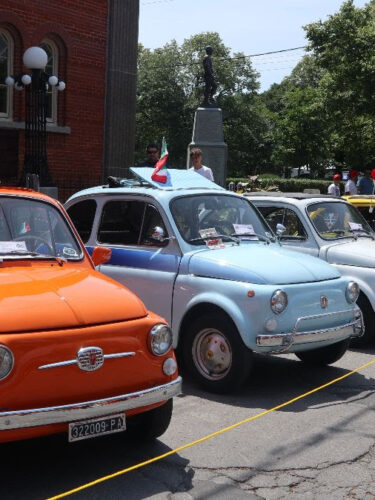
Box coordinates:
[256,310,363,354]
[0,376,182,431]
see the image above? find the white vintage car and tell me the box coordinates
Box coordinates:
[249,193,375,345]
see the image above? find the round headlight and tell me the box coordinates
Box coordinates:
[148,324,173,356]
[270,289,288,314]
[0,345,14,380]
[346,281,360,303]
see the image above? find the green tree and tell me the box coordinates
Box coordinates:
[304,0,375,168]
[263,55,331,175]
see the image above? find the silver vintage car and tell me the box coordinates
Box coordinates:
[249,192,375,345]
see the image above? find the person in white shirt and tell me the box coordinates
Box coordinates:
[189,148,214,181]
[327,173,341,197]
[345,170,358,195]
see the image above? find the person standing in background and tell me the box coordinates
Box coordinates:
[327,173,341,197]
[345,170,358,195]
[189,148,214,181]
[357,169,374,194]
[137,143,160,167]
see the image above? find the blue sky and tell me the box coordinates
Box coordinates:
[139,0,368,91]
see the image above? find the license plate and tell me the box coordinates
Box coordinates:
[68,413,126,442]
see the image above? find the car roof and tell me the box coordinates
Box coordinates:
[245,192,347,209]
[0,186,61,207]
[342,195,375,206]
[66,167,229,204]
[245,192,334,200]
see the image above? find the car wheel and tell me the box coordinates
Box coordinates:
[351,293,375,347]
[182,313,252,394]
[127,399,173,440]
[295,339,350,366]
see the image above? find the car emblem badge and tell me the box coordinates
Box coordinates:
[320,296,328,309]
[77,347,104,371]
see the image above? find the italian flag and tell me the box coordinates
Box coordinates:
[151,137,168,184]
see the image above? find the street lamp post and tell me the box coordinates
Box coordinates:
[6,46,65,190]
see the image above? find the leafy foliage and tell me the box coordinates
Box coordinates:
[136,2,375,177]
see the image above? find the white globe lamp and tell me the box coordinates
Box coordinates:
[21,74,32,85]
[23,47,48,70]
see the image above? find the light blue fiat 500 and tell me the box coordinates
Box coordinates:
[65,168,363,393]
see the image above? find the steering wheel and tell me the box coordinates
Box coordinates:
[14,235,54,254]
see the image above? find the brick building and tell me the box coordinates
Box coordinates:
[0,0,139,200]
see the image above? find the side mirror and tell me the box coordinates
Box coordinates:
[276,223,286,236]
[149,226,166,242]
[91,246,112,266]
[146,226,175,245]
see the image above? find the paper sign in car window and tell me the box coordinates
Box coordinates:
[233,224,258,239]
[199,228,224,249]
[349,222,364,231]
[0,241,27,253]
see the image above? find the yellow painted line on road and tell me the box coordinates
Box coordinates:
[47,358,375,500]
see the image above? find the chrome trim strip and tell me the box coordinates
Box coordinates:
[0,376,182,431]
[257,310,363,353]
[293,309,360,331]
[38,351,136,370]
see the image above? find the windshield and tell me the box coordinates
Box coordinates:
[170,194,273,245]
[307,201,374,240]
[0,197,82,260]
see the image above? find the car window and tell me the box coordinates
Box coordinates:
[0,197,82,260]
[356,206,375,230]
[307,201,373,239]
[171,194,273,244]
[258,206,307,240]
[67,199,97,243]
[98,200,145,245]
[140,204,168,247]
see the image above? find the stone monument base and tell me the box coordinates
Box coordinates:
[187,107,227,187]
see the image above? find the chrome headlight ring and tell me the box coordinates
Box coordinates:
[0,345,14,381]
[346,281,360,304]
[270,289,288,315]
[148,324,173,356]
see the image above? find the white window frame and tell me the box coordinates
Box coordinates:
[40,39,58,124]
[0,29,13,120]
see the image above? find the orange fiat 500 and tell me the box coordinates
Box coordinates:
[0,187,181,443]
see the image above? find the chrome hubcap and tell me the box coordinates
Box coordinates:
[192,328,232,380]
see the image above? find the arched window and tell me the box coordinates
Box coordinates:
[40,40,58,123]
[0,30,13,119]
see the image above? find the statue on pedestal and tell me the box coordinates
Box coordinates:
[202,46,217,107]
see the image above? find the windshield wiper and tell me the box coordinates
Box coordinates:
[327,229,346,235]
[231,232,273,244]
[0,250,40,256]
[279,235,307,241]
[188,234,240,245]
[0,251,67,265]
[347,228,375,240]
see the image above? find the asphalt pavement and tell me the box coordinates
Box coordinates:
[1,347,375,500]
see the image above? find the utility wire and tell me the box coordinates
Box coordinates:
[141,0,176,5]
[139,45,307,71]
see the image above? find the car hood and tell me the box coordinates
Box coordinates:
[0,266,147,333]
[324,238,375,268]
[188,244,340,285]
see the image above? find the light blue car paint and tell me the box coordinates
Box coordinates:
[66,169,362,361]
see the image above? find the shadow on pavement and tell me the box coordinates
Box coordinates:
[0,431,193,500]
[181,352,375,413]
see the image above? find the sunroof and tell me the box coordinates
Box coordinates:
[130,167,225,190]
